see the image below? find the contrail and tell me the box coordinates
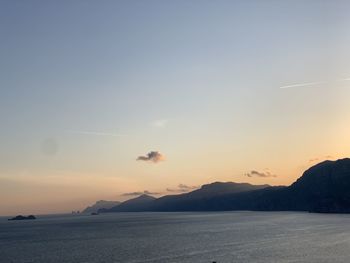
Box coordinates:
[338,78,350,81]
[279,81,324,89]
[66,130,127,137]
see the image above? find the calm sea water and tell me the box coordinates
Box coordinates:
[1,212,350,263]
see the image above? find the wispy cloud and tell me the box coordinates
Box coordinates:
[309,155,333,163]
[67,130,126,137]
[151,119,168,128]
[166,184,198,193]
[122,190,160,196]
[137,151,165,163]
[338,78,350,82]
[279,81,324,89]
[279,77,350,89]
[245,169,277,178]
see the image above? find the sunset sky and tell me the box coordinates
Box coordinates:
[1,0,350,216]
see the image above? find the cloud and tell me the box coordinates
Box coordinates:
[279,77,350,89]
[166,184,198,193]
[151,119,168,128]
[309,158,319,162]
[279,81,324,89]
[309,155,333,162]
[245,169,277,178]
[137,151,165,163]
[122,190,160,196]
[67,130,126,137]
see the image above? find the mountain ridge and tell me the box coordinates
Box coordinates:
[105,194,156,212]
[100,158,350,213]
[83,200,121,214]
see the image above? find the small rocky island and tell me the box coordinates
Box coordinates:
[8,215,36,221]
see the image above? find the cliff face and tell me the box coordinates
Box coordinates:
[288,158,350,212]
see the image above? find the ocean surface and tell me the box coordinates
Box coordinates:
[1,212,350,263]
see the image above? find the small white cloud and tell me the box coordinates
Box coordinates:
[338,78,350,81]
[151,119,168,128]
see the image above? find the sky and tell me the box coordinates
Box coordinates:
[1,0,350,216]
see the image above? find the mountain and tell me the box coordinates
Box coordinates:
[288,158,350,212]
[148,182,271,211]
[186,182,270,197]
[100,158,350,213]
[83,200,121,214]
[105,194,156,212]
[169,158,350,212]
[236,158,350,212]
[102,182,271,213]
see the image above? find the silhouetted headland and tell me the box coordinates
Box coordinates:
[98,158,350,214]
[8,215,36,221]
[83,200,121,214]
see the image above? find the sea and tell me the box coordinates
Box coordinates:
[1,211,350,263]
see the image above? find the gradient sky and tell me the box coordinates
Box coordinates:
[1,0,350,216]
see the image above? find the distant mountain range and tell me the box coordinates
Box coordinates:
[93,158,350,214]
[83,200,121,214]
[101,194,157,212]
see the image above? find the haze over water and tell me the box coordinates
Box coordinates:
[1,212,350,263]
